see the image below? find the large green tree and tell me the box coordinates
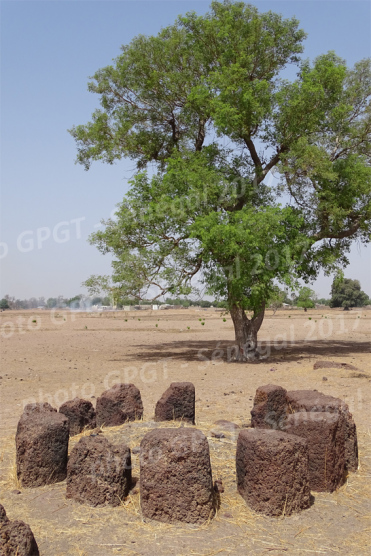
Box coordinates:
[330,274,370,310]
[295,286,316,311]
[71,1,371,360]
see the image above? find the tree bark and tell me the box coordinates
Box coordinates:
[229,303,265,361]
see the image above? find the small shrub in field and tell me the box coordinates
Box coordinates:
[32,319,36,323]
[199,318,202,321]
[187,326,190,330]
[155,324,158,327]
[223,318,226,322]
[201,322,205,326]
[308,317,312,320]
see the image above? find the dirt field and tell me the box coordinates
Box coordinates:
[0,307,370,556]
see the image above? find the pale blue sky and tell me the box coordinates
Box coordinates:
[1,0,370,299]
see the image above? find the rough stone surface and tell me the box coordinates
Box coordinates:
[140,428,215,524]
[66,435,131,507]
[283,412,345,492]
[236,429,311,516]
[96,383,143,427]
[16,403,69,487]
[287,390,358,472]
[59,398,96,436]
[155,382,195,424]
[0,504,39,556]
[251,384,288,429]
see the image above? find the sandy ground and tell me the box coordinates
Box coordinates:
[0,307,370,556]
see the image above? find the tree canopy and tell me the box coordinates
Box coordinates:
[330,274,370,309]
[71,1,371,359]
[295,286,316,310]
[0,299,10,310]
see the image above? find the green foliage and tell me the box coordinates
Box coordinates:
[0,299,10,309]
[71,1,371,324]
[68,295,82,307]
[296,287,316,309]
[317,298,331,306]
[330,277,370,309]
[46,298,58,309]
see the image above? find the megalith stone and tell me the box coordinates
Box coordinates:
[283,412,345,492]
[0,504,39,556]
[16,403,69,487]
[96,383,143,427]
[66,435,132,507]
[155,382,195,424]
[59,398,96,436]
[140,428,215,524]
[236,429,311,516]
[250,384,288,429]
[287,390,358,472]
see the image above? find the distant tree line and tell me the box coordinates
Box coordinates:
[0,294,110,310]
[1,276,369,311]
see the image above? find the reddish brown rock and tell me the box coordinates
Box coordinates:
[236,429,311,516]
[251,384,288,429]
[287,390,358,472]
[59,398,96,436]
[66,435,131,507]
[140,428,215,524]
[0,504,39,556]
[155,382,195,424]
[96,383,143,427]
[16,403,69,487]
[283,412,345,492]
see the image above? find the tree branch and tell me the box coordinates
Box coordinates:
[244,137,263,172]
[312,220,361,241]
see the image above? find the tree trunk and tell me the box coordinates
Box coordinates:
[230,303,265,361]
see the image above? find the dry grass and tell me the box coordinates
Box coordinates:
[1,418,370,555]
